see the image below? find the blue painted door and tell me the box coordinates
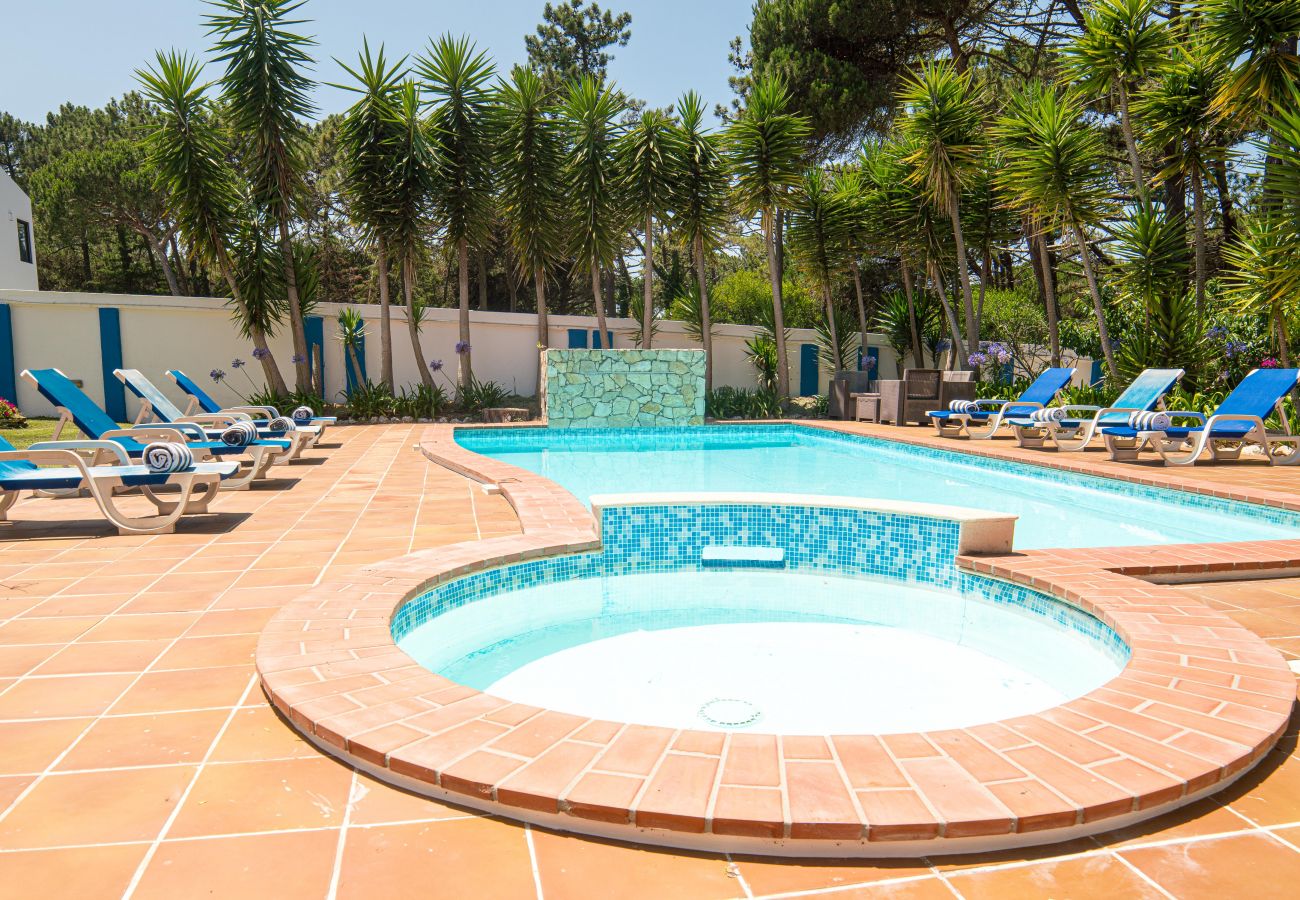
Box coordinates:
[799,343,819,396]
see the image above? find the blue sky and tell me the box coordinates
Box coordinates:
[8,0,753,123]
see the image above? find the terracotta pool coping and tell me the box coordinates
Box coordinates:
[254,424,1296,855]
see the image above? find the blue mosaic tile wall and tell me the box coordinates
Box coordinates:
[392,500,1129,671]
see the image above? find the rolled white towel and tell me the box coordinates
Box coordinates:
[220,421,259,447]
[291,405,314,424]
[268,416,297,432]
[1129,410,1171,431]
[1030,407,1067,423]
[948,399,979,414]
[143,441,194,473]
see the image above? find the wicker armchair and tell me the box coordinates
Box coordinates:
[878,369,943,425]
[939,371,976,408]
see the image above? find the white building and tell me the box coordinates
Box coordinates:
[0,171,37,290]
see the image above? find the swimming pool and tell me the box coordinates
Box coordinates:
[456,424,1300,549]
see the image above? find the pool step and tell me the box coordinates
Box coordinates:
[701,545,786,568]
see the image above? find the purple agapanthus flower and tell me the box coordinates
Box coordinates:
[455,341,471,355]
[231,358,245,369]
[1224,340,1248,360]
[429,359,444,372]
[935,339,952,351]
[291,354,306,365]
[967,351,988,368]
[252,347,270,360]
[210,369,226,383]
[1205,326,1228,341]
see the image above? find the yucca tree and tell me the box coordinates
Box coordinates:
[495,65,568,376]
[136,50,289,395]
[788,167,852,373]
[994,83,1119,377]
[726,74,811,398]
[616,109,676,351]
[1223,216,1300,369]
[206,0,317,392]
[335,40,405,389]
[1203,0,1300,207]
[832,166,872,359]
[898,60,985,361]
[1134,43,1227,310]
[383,81,438,389]
[562,76,626,345]
[417,35,495,388]
[1062,0,1170,205]
[669,91,731,392]
[859,139,927,366]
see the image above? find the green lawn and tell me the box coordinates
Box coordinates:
[1,418,65,450]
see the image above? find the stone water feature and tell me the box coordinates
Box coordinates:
[541,349,706,427]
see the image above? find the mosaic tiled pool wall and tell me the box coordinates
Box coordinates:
[454,423,1300,532]
[391,501,1129,669]
[541,349,705,428]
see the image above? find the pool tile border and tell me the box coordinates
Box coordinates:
[254,424,1296,856]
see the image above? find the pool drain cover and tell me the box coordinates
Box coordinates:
[698,698,761,728]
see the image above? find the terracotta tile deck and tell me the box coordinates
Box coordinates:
[0,421,1295,897]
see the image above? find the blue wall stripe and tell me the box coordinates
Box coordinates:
[592,329,615,349]
[0,305,15,404]
[799,343,819,396]
[304,315,326,398]
[97,307,126,422]
[566,328,589,349]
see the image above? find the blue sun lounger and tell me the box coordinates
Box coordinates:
[166,369,335,443]
[927,367,1075,439]
[1005,368,1184,451]
[22,368,290,490]
[1101,368,1300,466]
[114,369,318,461]
[0,435,238,534]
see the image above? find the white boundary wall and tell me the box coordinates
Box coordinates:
[0,289,899,418]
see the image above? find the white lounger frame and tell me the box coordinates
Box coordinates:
[1104,411,1300,466]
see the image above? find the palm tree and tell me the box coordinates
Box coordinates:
[206,0,317,392]
[994,83,1119,377]
[494,65,568,379]
[335,40,405,390]
[897,60,985,362]
[562,76,626,346]
[136,50,289,395]
[859,139,927,366]
[616,109,676,351]
[787,167,852,373]
[833,166,872,362]
[726,74,811,398]
[1134,43,1227,310]
[1202,0,1300,206]
[1061,0,1170,205]
[1223,216,1300,369]
[669,91,731,392]
[417,35,495,389]
[383,81,438,389]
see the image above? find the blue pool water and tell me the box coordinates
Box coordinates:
[455,424,1300,549]
[398,569,1126,733]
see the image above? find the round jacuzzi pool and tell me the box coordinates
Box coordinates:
[397,567,1127,734]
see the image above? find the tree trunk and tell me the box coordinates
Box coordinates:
[694,234,713,393]
[899,256,924,370]
[766,211,790,398]
[535,264,549,396]
[1211,156,1236,246]
[403,255,434,389]
[928,259,966,369]
[169,232,191,295]
[850,257,868,368]
[1070,220,1117,377]
[457,238,473,388]
[276,213,311,393]
[948,195,978,360]
[81,234,92,283]
[477,249,489,310]
[822,284,840,376]
[1191,171,1207,313]
[1034,230,1062,367]
[376,238,394,390]
[642,214,655,350]
[590,257,609,346]
[140,229,181,296]
[1117,81,1148,205]
[214,243,288,396]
